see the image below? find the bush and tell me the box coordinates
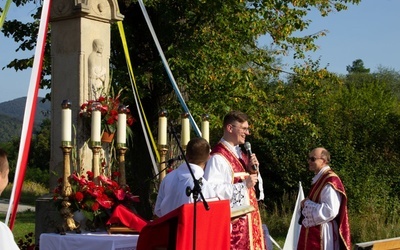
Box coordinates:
[2,181,48,206]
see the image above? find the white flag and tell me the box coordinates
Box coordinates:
[283,182,305,250]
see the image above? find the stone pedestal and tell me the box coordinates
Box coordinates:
[35,194,63,246]
[37,0,124,243]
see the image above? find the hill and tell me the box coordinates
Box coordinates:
[0,97,51,143]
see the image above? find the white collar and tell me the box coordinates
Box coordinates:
[220,138,241,158]
[312,165,330,184]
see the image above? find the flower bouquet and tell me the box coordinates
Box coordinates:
[79,90,136,140]
[53,171,140,231]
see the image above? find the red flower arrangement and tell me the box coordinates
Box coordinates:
[79,91,136,135]
[54,171,140,226]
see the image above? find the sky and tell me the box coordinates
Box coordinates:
[1,0,400,103]
[258,0,400,75]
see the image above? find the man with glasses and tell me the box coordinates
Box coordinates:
[204,110,266,250]
[297,147,351,250]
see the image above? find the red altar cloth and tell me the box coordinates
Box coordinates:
[106,205,148,232]
[137,200,231,250]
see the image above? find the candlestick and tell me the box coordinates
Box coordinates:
[60,146,79,233]
[91,102,101,146]
[118,147,128,186]
[91,146,102,185]
[159,145,168,182]
[181,112,190,148]
[158,110,168,146]
[117,104,127,145]
[201,114,210,143]
[61,100,72,146]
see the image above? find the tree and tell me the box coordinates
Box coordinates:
[0,118,51,185]
[29,118,51,171]
[3,0,361,125]
[346,59,370,74]
[318,70,400,215]
[2,0,361,218]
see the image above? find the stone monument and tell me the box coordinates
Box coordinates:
[35,0,123,242]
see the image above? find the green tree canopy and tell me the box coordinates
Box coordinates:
[346,59,370,74]
[2,0,363,218]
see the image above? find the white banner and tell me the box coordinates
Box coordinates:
[283,181,305,250]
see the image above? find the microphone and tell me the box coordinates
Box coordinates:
[244,142,258,172]
[161,155,184,166]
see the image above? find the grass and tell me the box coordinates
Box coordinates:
[0,211,36,245]
[1,181,48,248]
[261,194,292,249]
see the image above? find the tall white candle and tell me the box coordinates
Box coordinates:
[158,115,167,145]
[181,113,190,147]
[117,112,127,144]
[91,108,101,143]
[61,101,72,142]
[201,116,209,143]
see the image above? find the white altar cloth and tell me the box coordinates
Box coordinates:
[39,232,139,250]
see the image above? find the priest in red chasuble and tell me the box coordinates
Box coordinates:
[297,147,351,250]
[204,111,266,250]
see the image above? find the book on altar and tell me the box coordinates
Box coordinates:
[203,197,255,219]
[230,205,255,219]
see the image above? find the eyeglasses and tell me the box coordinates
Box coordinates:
[308,156,324,162]
[230,124,250,133]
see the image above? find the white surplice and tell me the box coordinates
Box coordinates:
[301,166,342,250]
[154,162,216,217]
[0,221,19,250]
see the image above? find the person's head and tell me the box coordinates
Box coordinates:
[185,137,211,168]
[0,148,10,196]
[222,110,250,146]
[307,147,330,174]
[92,39,104,53]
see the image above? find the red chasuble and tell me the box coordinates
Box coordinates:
[211,142,266,250]
[297,170,351,250]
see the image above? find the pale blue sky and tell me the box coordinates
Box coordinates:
[259,0,400,75]
[1,0,400,103]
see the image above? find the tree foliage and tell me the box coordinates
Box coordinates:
[0,118,51,185]
[346,58,370,74]
[258,60,400,221]
[3,0,371,219]
[3,0,361,123]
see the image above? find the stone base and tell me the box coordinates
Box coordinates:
[34,194,64,246]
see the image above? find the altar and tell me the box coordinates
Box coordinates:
[39,232,139,250]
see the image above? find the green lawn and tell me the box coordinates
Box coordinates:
[0,182,47,248]
[0,211,35,248]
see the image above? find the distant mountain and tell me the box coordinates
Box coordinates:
[0,97,51,143]
[0,114,23,143]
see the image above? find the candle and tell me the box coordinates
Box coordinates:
[61,100,72,142]
[91,102,101,143]
[201,114,210,143]
[181,113,190,147]
[117,105,127,144]
[158,110,168,145]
